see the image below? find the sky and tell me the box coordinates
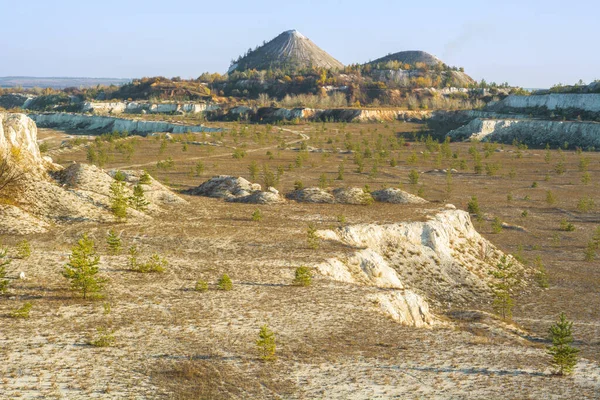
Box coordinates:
[0,0,598,88]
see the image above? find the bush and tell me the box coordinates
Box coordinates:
[559,219,575,232]
[0,247,9,294]
[106,229,122,254]
[491,217,503,234]
[293,180,304,190]
[15,239,31,259]
[548,313,579,375]
[139,170,152,184]
[467,196,480,216]
[128,184,149,211]
[293,266,312,287]
[252,209,262,222]
[114,170,127,182]
[10,302,32,319]
[408,169,419,185]
[307,223,319,249]
[256,324,276,361]
[89,326,116,347]
[194,279,209,292]
[109,181,128,220]
[217,274,233,291]
[134,253,167,273]
[62,234,106,299]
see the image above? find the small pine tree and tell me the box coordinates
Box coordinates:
[128,184,149,211]
[548,313,579,375]
[248,161,259,181]
[256,324,276,361]
[408,169,419,185]
[293,266,312,287]
[307,223,320,249]
[127,246,139,270]
[491,217,503,234]
[336,163,344,180]
[62,234,106,299]
[0,248,10,294]
[467,196,481,216]
[584,240,596,262]
[106,229,122,255]
[109,181,128,220]
[139,170,151,184]
[489,255,517,320]
[15,240,31,259]
[134,253,167,273]
[90,326,116,347]
[252,208,262,222]
[534,256,549,289]
[217,274,233,291]
[194,279,209,292]
[10,302,32,319]
[114,170,127,182]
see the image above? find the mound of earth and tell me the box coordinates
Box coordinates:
[286,187,334,203]
[316,207,529,326]
[228,190,284,205]
[332,187,373,205]
[371,188,428,204]
[368,50,442,66]
[186,176,261,199]
[0,204,50,235]
[0,113,182,234]
[228,30,343,73]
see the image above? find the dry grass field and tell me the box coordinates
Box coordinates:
[1,119,599,399]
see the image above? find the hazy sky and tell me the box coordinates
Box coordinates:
[1,0,598,88]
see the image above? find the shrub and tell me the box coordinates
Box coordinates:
[489,255,517,320]
[128,184,149,211]
[139,170,152,184]
[89,326,116,347]
[584,241,596,262]
[559,219,575,232]
[546,191,556,205]
[307,223,319,249]
[293,266,312,287]
[10,302,32,319]
[0,248,10,294]
[232,148,246,159]
[134,253,167,273]
[534,256,549,288]
[16,239,31,259]
[248,161,259,181]
[408,169,419,185]
[491,217,503,234]
[256,324,276,361]
[194,279,209,292]
[217,274,233,291]
[114,170,127,182]
[467,196,480,216]
[106,229,122,255]
[252,209,262,222]
[38,142,49,153]
[156,157,175,170]
[194,161,205,177]
[62,234,106,299]
[318,174,328,189]
[109,181,128,220]
[293,180,304,190]
[548,313,579,375]
[577,196,595,212]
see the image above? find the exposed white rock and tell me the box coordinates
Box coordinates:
[371,188,428,204]
[29,113,220,135]
[494,93,600,113]
[315,209,526,326]
[0,204,50,234]
[286,187,335,203]
[369,291,435,327]
[449,118,600,148]
[187,176,260,199]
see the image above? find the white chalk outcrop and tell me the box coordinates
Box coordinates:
[315,208,523,327]
[81,101,220,115]
[186,176,284,204]
[29,113,220,135]
[0,113,184,234]
[493,93,600,113]
[448,118,600,148]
